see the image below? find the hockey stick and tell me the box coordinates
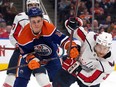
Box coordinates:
[0,47,16,50]
[0,49,65,72]
[0,57,60,72]
[67,0,79,57]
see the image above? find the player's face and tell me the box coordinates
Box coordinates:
[28,3,39,10]
[30,16,43,34]
[94,43,110,58]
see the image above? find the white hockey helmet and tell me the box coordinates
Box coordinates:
[26,0,40,12]
[96,32,112,47]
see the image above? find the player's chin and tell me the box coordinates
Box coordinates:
[97,54,105,58]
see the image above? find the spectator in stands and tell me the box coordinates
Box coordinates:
[5,25,11,35]
[58,0,71,22]
[99,15,112,31]
[0,1,17,25]
[109,0,116,16]
[0,18,6,28]
[78,1,87,15]
[90,1,104,16]
[0,19,7,38]
[79,8,92,21]
[110,25,116,40]
[92,19,99,33]
[84,0,92,13]
[99,0,112,15]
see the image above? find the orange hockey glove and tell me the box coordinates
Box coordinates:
[65,42,80,59]
[26,54,40,70]
[28,58,40,70]
[69,46,79,59]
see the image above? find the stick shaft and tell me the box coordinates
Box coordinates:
[0,47,16,50]
[0,57,63,72]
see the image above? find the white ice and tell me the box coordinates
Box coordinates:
[0,71,116,87]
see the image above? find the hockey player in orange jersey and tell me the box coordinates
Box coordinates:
[13,7,81,87]
[2,0,52,87]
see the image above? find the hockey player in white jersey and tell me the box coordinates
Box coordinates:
[2,0,51,87]
[53,17,115,87]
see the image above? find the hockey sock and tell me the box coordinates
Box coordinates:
[2,74,15,87]
[35,73,52,87]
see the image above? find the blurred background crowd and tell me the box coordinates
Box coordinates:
[0,0,116,40]
[0,0,17,38]
[49,0,116,39]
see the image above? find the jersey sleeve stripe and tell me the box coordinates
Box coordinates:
[13,23,22,42]
[78,70,102,83]
[77,28,86,42]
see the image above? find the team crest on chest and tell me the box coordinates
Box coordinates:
[34,44,52,56]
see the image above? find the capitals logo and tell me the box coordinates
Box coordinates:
[34,44,52,56]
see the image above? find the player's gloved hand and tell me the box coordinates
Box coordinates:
[26,53,40,70]
[62,58,80,74]
[28,58,40,70]
[65,42,80,59]
[67,17,80,30]
[69,46,79,59]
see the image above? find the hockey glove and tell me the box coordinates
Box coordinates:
[66,17,80,30]
[28,58,40,70]
[26,54,40,70]
[65,42,80,59]
[69,46,79,59]
[62,58,80,74]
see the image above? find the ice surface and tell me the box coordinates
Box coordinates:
[0,71,116,87]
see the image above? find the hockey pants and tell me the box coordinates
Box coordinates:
[52,68,100,87]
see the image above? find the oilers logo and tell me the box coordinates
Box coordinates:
[34,44,52,56]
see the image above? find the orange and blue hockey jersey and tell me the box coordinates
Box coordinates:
[18,20,70,59]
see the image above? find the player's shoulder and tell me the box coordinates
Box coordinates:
[42,21,56,36]
[15,12,28,20]
[18,23,34,45]
[16,12,27,16]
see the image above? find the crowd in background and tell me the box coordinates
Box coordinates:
[0,0,17,38]
[0,0,116,39]
[49,0,116,39]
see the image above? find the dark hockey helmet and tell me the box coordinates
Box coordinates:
[27,7,43,18]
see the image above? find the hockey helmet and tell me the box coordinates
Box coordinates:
[27,7,43,18]
[96,32,112,47]
[26,0,40,12]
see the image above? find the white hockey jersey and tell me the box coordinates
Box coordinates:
[9,12,29,46]
[9,12,51,46]
[66,26,115,86]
